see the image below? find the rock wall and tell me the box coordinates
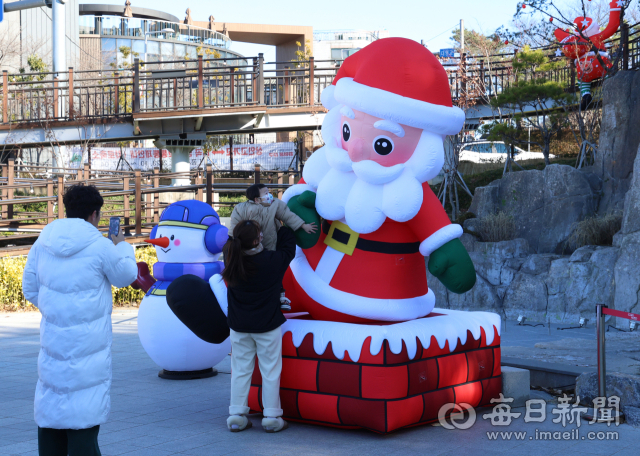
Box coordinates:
[611,144,640,326]
[429,234,618,323]
[468,164,600,254]
[595,70,640,214]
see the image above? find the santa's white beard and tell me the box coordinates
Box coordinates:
[303,108,446,234]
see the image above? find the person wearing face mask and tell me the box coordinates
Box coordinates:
[229,184,317,310]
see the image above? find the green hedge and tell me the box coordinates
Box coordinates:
[1,246,158,311]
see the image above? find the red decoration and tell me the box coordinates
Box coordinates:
[554,1,621,83]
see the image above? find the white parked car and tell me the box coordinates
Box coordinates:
[459,141,554,163]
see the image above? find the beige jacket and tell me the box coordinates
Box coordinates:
[230,199,305,251]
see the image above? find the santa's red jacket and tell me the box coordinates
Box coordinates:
[283,181,462,324]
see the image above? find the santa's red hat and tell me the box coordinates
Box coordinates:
[321,37,465,136]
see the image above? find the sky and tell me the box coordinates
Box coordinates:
[82,0,527,61]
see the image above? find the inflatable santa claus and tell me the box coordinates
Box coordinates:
[554,0,622,109]
[166,38,502,434]
[281,37,476,323]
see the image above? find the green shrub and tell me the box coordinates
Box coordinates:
[564,213,622,251]
[1,246,158,311]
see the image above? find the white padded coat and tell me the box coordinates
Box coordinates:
[22,218,138,429]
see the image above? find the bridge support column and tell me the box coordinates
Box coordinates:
[167,147,191,186]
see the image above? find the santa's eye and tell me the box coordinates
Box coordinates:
[170,235,175,240]
[342,122,351,142]
[373,136,394,155]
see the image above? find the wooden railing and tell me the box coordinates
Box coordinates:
[0,160,299,240]
[1,26,639,125]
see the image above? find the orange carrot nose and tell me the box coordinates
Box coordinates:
[145,237,170,248]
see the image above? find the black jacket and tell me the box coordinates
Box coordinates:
[226,227,296,333]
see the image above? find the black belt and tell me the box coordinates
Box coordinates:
[322,220,419,255]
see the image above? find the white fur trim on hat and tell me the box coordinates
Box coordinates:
[332,78,466,136]
[420,224,463,256]
[321,85,339,110]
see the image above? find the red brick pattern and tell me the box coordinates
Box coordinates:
[249,325,502,433]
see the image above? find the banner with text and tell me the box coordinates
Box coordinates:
[69,143,297,171]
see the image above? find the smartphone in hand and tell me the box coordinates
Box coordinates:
[108,217,121,241]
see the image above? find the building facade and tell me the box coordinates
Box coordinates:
[313,29,389,62]
[77,4,247,71]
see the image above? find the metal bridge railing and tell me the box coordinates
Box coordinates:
[1,25,639,125]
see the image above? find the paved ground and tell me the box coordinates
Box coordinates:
[500,319,640,376]
[2,309,640,456]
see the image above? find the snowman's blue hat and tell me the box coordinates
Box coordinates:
[158,200,220,230]
[150,200,228,255]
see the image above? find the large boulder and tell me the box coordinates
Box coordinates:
[469,164,600,253]
[595,71,640,214]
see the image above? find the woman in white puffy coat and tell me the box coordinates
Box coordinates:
[22,185,138,456]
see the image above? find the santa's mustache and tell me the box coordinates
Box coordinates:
[324,143,405,185]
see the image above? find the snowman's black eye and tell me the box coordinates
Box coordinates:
[373,136,394,155]
[342,122,351,142]
[170,235,175,240]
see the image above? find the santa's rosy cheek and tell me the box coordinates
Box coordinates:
[173,239,181,246]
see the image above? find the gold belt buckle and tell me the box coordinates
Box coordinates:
[324,221,359,256]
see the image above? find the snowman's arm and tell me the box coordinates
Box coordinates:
[130,262,156,292]
[166,274,230,344]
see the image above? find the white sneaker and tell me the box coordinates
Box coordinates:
[227,415,252,432]
[262,416,288,433]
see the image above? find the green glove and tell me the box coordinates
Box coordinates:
[428,238,476,294]
[287,191,321,249]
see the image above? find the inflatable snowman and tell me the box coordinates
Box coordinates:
[132,200,230,379]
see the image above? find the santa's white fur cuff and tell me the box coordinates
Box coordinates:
[420,224,463,256]
[282,184,315,205]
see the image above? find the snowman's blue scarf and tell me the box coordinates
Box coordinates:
[146,261,224,297]
[153,261,224,282]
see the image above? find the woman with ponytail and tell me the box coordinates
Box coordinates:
[223,220,296,433]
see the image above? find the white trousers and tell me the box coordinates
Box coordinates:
[229,327,283,418]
